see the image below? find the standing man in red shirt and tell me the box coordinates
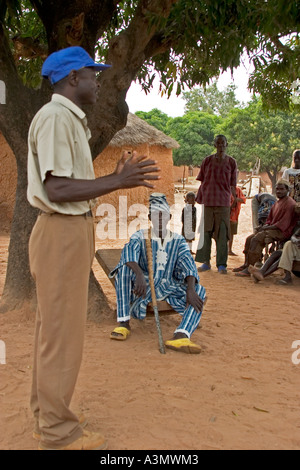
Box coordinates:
[195,135,237,274]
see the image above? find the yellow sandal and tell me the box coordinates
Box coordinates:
[165,338,201,354]
[110,327,131,341]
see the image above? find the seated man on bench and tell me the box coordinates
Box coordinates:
[109,193,206,354]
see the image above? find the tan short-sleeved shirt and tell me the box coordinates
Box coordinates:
[27,93,96,214]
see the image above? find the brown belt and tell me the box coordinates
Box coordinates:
[39,210,93,217]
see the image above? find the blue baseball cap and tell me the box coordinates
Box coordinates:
[42,46,111,85]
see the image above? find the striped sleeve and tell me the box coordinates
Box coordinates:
[109,231,142,278]
[173,238,199,282]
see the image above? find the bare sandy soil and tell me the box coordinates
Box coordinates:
[0,196,300,450]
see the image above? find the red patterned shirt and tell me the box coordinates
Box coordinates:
[266,196,298,239]
[196,154,237,207]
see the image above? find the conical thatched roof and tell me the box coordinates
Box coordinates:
[109,113,180,149]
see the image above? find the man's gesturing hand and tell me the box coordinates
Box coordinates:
[114,151,161,189]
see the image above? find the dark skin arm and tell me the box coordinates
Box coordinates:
[260,224,278,231]
[186,276,204,313]
[126,262,147,298]
[44,152,160,203]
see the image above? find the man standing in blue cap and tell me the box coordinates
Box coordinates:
[27,46,160,450]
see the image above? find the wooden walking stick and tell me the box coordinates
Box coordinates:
[145,237,166,355]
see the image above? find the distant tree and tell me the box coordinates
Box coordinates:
[183,82,242,117]
[167,112,221,167]
[219,99,300,192]
[135,108,171,132]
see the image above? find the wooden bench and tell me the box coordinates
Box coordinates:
[95,248,177,315]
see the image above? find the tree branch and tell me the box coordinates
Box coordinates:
[88,0,180,155]
[0,22,48,151]
[12,35,48,59]
[30,0,119,53]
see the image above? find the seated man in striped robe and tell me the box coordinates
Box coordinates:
[109,193,206,354]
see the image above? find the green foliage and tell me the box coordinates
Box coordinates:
[135,108,171,133]
[167,112,221,167]
[183,82,241,117]
[135,108,221,167]
[1,0,299,107]
[249,34,300,111]
[2,0,47,87]
[218,98,300,178]
[0,0,22,25]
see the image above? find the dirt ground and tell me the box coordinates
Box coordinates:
[0,194,300,450]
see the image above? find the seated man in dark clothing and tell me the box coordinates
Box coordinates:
[234,180,298,277]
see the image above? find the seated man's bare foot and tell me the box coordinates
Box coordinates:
[248,265,264,282]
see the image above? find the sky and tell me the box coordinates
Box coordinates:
[126,56,254,117]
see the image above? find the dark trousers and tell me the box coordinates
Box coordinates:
[196,206,230,267]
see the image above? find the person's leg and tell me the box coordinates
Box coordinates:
[246,231,267,269]
[114,264,137,323]
[216,220,229,269]
[251,197,259,231]
[228,233,234,254]
[196,206,213,269]
[233,234,256,272]
[167,284,206,338]
[229,221,238,256]
[248,250,282,282]
[277,241,300,284]
[165,283,206,354]
[30,306,41,436]
[195,231,212,267]
[233,234,257,277]
[29,214,95,449]
[110,264,137,339]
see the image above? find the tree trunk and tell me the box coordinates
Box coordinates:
[0,155,38,313]
[0,0,178,320]
[266,170,278,195]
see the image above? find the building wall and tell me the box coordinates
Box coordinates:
[93,144,175,216]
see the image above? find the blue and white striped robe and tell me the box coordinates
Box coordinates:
[109,230,206,337]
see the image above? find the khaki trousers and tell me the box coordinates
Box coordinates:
[278,240,300,272]
[29,213,95,448]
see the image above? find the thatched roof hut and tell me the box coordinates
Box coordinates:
[109,113,179,149]
[93,113,179,217]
